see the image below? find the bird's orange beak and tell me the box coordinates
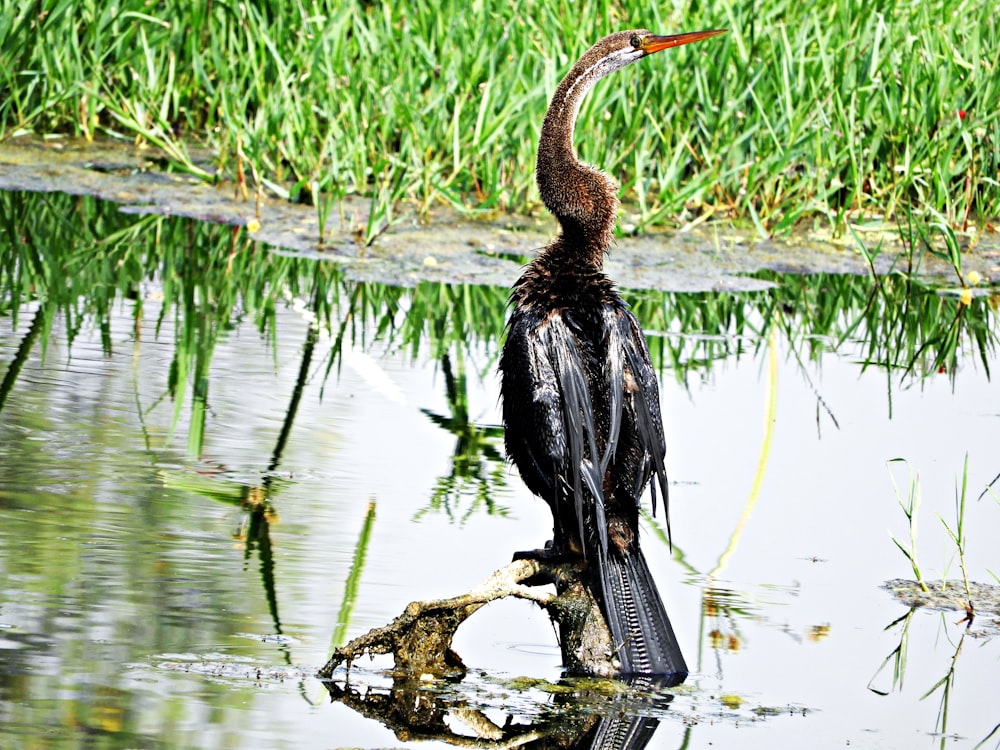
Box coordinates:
[641,29,727,55]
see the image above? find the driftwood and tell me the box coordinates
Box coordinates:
[318,552,624,680]
[318,556,687,749]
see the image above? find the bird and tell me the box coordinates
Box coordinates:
[498,28,725,678]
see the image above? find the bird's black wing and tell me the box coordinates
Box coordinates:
[603,306,669,530]
[500,308,565,500]
[502,300,669,551]
[501,307,608,555]
[541,312,609,556]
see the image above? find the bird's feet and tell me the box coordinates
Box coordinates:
[512,542,579,563]
[512,543,578,565]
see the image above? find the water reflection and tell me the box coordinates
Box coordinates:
[1,190,999,748]
[418,351,510,523]
[323,674,682,749]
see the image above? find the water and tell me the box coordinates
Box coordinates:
[1,202,998,748]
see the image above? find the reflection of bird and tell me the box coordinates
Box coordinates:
[500,29,724,677]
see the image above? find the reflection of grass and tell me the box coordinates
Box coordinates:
[876,455,999,747]
[709,326,778,578]
[633,266,998,390]
[3,1,998,232]
[868,609,915,696]
[701,585,757,665]
[922,624,966,746]
[869,607,975,747]
[2,191,998,463]
[873,598,994,747]
[416,351,510,523]
[0,192,341,454]
[332,501,378,650]
[977,723,1000,750]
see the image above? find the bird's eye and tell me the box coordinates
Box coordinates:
[629,35,642,49]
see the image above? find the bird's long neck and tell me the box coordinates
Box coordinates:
[536,55,621,269]
[537,68,594,180]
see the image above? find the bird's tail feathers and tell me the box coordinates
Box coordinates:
[595,546,687,679]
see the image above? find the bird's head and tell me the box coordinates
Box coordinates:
[578,28,727,78]
[536,27,727,258]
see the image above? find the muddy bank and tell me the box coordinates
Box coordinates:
[2,136,996,291]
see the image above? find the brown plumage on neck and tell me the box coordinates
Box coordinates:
[534,31,647,272]
[531,28,726,278]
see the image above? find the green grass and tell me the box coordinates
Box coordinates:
[886,454,983,610]
[938,453,973,609]
[887,458,929,591]
[2,1,998,234]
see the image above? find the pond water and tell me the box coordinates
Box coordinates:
[1,191,999,749]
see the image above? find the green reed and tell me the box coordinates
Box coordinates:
[887,459,928,591]
[2,1,997,234]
